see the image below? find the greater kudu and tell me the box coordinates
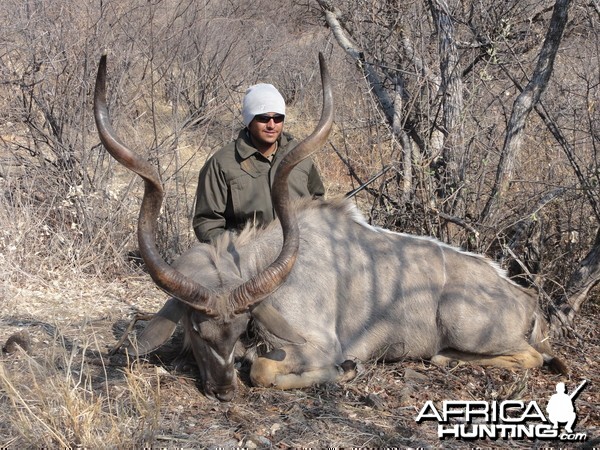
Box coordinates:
[95,54,566,402]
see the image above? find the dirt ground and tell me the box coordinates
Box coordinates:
[0,274,598,449]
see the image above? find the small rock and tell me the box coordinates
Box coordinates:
[363,392,386,409]
[399,385,415,406]
[404,368,429,382]
[3,330,31,354]
[243,434,271,449]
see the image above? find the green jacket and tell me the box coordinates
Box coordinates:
[193,129,325,242]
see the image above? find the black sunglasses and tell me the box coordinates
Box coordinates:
[254,114,285,124]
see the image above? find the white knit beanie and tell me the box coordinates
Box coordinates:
[241,83,286,127]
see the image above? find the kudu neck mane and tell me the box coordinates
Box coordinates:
[205,198,355,272]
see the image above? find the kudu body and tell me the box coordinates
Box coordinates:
[95,54,566,402]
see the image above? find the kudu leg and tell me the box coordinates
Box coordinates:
[431,345,544,370]
[250,345,357,389]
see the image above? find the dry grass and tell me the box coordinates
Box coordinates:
[0,347,160,448]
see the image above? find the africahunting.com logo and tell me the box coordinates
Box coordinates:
[415,380,589,442]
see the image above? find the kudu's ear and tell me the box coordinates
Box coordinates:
[126,298,186,355]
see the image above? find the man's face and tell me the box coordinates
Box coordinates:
[247,113,285,149]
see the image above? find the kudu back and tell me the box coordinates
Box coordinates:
[95,54,566,402]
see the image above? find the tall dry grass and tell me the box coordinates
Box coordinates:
[0,333,163,448]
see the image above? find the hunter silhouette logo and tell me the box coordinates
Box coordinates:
[415,380,589,442]
[546,380,587,434]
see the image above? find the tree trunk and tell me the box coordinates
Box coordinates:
[427,0,465,195]
[481,0,571,224]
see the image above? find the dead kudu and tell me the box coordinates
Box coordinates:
[95,54,566,402]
